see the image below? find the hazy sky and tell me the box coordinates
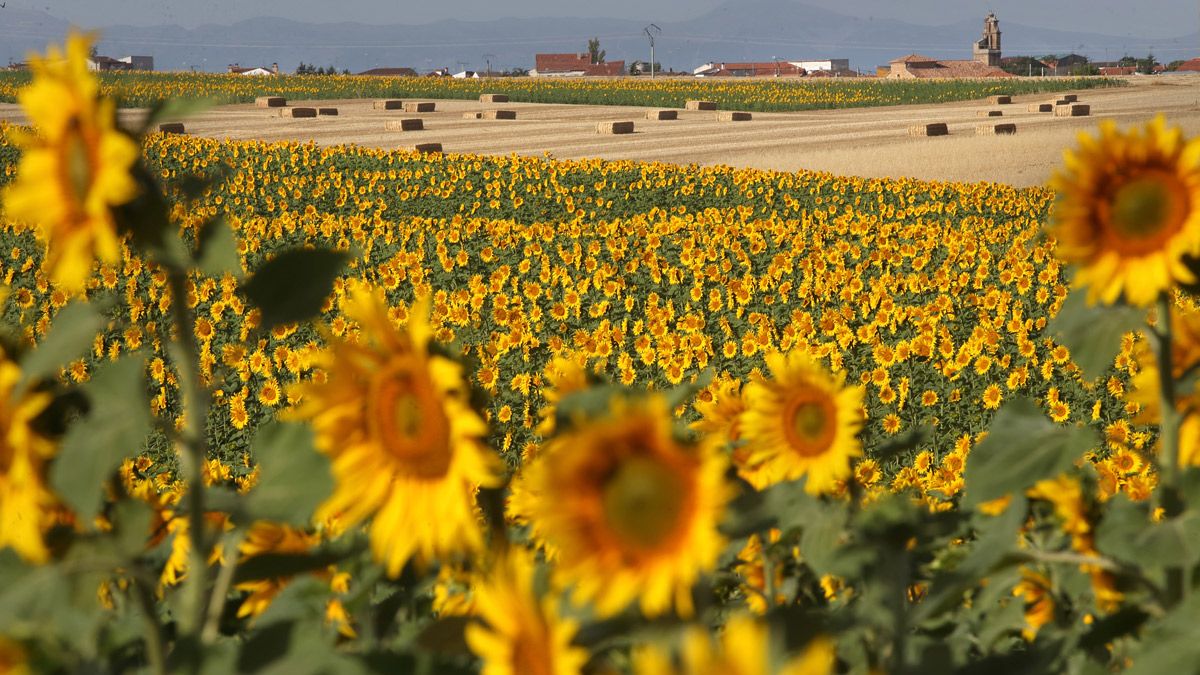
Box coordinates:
[15,0,1200,38]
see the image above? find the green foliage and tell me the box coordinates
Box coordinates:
[240,248,350,330]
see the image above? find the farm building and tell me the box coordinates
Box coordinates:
[693,59,851,77]
[886,14,1012,79]
[531,54,625,77]
[358,67,418,76]
[228,63,280,76]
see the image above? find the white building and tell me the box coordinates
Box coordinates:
[692,58,850,77]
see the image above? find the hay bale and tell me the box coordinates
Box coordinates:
[157,123,186,134]
[373,99,404,110]
[463,112,483,119]
[685,100,717,111]
[717,111,752,122]
[479,94,509,103]
[1052,98,1071,106]
[988,95,1012,105]
[976,123,1017,135]
[646,109,678,120]
[279,107,317,118]
[977,110,1003,117]
[255,96,286,108]
[1062,94,1078,103]
[597,121,635,135]
[1028,103,1054,113]
[318,108,339,116]
[404,101,436,113]
[909,123,949,137]
[482,110,517,120]
[414,143,443,154]
[1054,104,1091,117]
[385,119,424,131]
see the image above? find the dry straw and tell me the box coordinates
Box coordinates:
[597,121,635,134]
[479,94,510,103]
[385,119,425,131]
[255,96,286,108]
[976,123,1017,135]
[646,110,678,120]
[909,123,949,137]
[373,100,404,110]
[685,100,717,111]
[405,102,436,113]
[1054,104,1090,117]
[279,107,317,118]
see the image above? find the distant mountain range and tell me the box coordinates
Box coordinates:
[2,0,1196,74]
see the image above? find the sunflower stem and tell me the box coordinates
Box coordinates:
[132,572,168,675]
[1154,293,1188,605]
[201,530,245,645]
[166,265,214,650]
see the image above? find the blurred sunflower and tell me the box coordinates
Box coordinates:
[1049,116,1200,306]
[290,287,503,576]
[740,350,865,495]
[523,394,728,618]
[1,33,139,292]
[234,521,320,618]
[0,352,58,564]
[632,615,835,675]
[465,548,589,675]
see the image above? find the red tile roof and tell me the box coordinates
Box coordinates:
[1176,58,1200,72]
[891,54,939,64]
[535,53,624,76]
[890,58,1014,79]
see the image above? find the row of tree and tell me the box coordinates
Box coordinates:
[295,62,351,76]
[1000,52,1177,77]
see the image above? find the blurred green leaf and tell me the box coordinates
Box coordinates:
[50,355,150,522]
[1096,496,1200,568]
[1125,593,1200,675]
[243,421,332,525]
[233,548,356,585]
[1046,289,1145,381]
[18,302,104,393]
[416,616,471,655]
[962,398,1095,507]
[241,248,349,330]
[111,498,154,558]
[195,215,243,279]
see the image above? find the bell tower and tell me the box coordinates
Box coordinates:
[973,13,1001,66]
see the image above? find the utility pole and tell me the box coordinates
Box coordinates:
[483,53,496,77]
[644,23,661,78]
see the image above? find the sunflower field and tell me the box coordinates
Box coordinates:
[0,68,1122,111]
[1,33,1200,675]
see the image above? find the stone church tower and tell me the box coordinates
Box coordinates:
[973,12,1001,66]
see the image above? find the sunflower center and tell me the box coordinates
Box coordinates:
[602,454,687,553]
[372,363,453,479]
[783,392,837,458]
[62,122,94,209]
[1106,172,1187,245]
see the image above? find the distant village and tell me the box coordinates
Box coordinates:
[8,14,1199,79]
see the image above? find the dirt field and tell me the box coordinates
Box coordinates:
[2,76,1197,187]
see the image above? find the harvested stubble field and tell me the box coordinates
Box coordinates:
[1,76,1190,187]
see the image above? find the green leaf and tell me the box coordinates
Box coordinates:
[416,616,471,655]
[195,215,243,279]
[962,398,1096,507]
[1046,288,1145,381]
[241,248,349,330]
[1096,496,1200,568]
[243,421,332,525]
[18,302,104,392]
[111,498,155,558]
[1126,593,1200,675]
[49,356,151,522]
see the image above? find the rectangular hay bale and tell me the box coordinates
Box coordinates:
[373,99,404,110]
[414,143,443,154]
[977,110,1003,117]
[1054,104,1090,117]
[988,95,1012,105]
[318,108,338,116]
[909,123,949,137]
[463,112,483,119]
[717,111,752,122]
[1028,103,1054,113]
[1062,94,1078,103]
[385,118,424,131]
[404,102,436,113]
[482,110,517,120]
[279,107,317,118]
[646,110,678,120]
[685,100,717,111]
[479,94,509,103]
[255,96,286,108]
[157,123,186,134]
[977,123,1017,135]
[597,121,635,135]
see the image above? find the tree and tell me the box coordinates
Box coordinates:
[1137,53,1159,75]
[1118,55,1138,67]
[587,38,605,64]
[1168,59,1187,71]
[999,56,1048,77]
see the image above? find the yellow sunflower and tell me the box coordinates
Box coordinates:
[2,33,139,293]
[234,521,321,618]
[465,548,589,675]
[522,394,728,618]
[691,374,770,488]
[1013,568,1055,641]
[1049,116,1200,306]
[632,615,835,675]
[289,286,503,576]
[0,352,58,564]
[740,351,865,495]
[0,636,30,675]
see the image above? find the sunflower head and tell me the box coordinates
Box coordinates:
[740,350,865,495]
[1049,116,1200,307]
[0,351,58,564]
[291,286,503,576]
[2,32,139,293]
[523,393,728,618]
